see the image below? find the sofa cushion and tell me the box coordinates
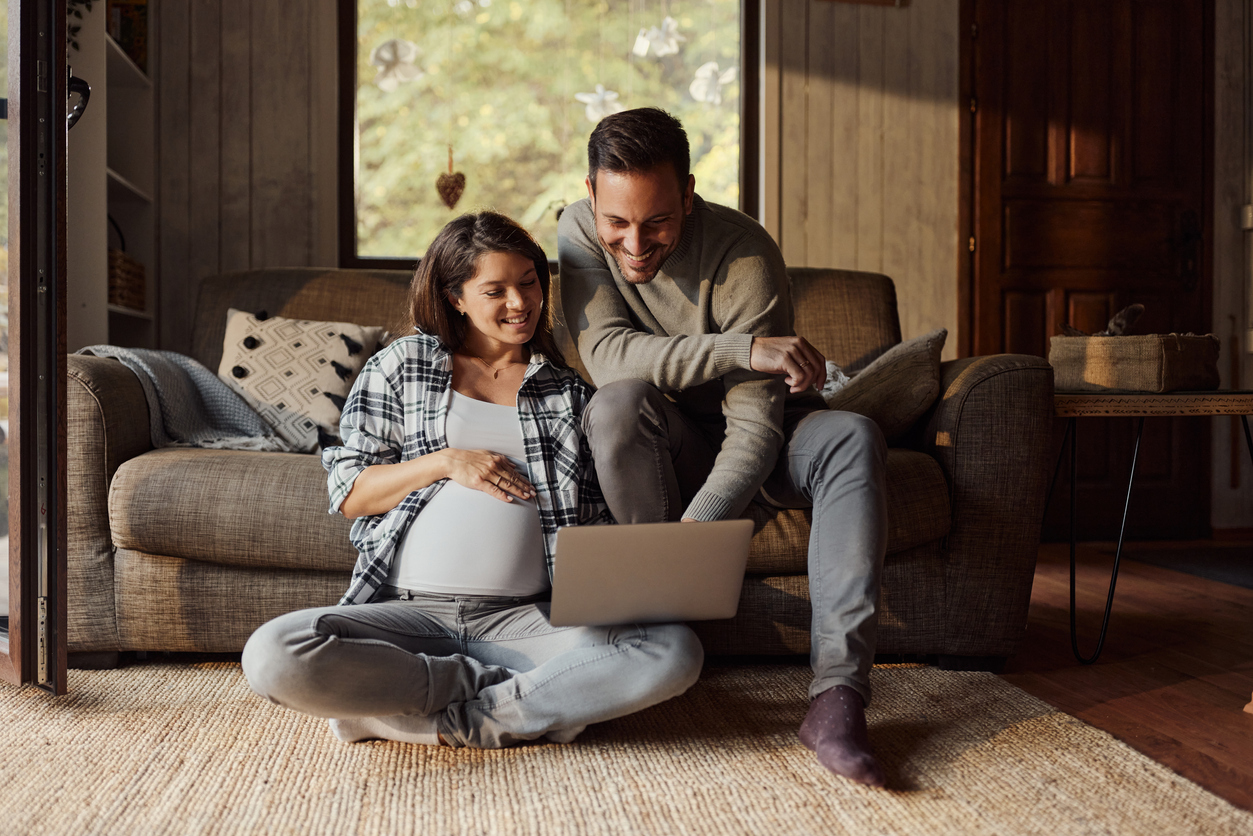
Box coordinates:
[113,550,345,652]
[110,448,357,572]
[218,309,387,452]
[744,449,950,575]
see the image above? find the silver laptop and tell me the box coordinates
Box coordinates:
[548,519,754,627]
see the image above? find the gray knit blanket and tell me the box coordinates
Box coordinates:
[77,346,293,452]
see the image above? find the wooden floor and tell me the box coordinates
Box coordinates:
[1001,540,1253,813]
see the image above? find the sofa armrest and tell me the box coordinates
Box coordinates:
[913,354,1055,658]
[68,354,152,651]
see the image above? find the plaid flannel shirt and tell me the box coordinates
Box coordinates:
[323,334,615,606]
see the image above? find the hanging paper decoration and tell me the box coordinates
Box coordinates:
[436,145,466,209]
[369,39,424,92]
[574,84,625,123]
[632,16,686,58]
[689,62,737,106]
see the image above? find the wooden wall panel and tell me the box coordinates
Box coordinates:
[763,0,961,358]
[879,2,913,300]
[822,5,861,273]
[219,0,252,273]
[805,0,837,270]
[158,0,192,352]
[188,0,221,284]
[778,0,810,266]
[157,0,336,354]
[250,0,310,268]
[309,0,340,268]
[854,7,885,274]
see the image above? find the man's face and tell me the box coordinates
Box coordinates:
[587,164,695,285]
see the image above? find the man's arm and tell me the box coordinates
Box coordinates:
[558,201,751,391]
[558,200,827,392]
[677,246,798,521]
[682,368,788,521]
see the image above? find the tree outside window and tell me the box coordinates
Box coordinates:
[352,0,742,259]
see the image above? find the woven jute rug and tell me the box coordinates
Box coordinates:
[1,661,1249,835]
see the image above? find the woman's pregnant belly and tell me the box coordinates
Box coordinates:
[388,475,549,597]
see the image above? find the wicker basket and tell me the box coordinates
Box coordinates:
[1048,334,1221,393]
[107,248,146,311]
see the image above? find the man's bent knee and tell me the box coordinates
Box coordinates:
[808,410,886,460]
[582,379,667,444]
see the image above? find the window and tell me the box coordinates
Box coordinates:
[341,0,753,264]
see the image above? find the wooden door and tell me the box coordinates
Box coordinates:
[0,0,69,693]
[970,0,1212,539]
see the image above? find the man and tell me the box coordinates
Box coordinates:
[557,108,888,787]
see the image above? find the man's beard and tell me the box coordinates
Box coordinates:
[598,216,683,285]
[607,247,662,284]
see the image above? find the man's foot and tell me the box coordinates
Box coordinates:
[798,685,886,787]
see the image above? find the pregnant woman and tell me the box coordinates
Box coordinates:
[242,211,703,748]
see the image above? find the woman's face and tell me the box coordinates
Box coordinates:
[451,250,544,350]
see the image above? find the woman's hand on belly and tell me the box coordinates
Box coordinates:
[438,448,536,503]
[340,447,534,518]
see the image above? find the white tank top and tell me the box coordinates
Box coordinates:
[387,390,549,596]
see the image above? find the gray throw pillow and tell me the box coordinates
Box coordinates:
[823,328,947,443]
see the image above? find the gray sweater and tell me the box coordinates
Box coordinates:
[557,194,822,521]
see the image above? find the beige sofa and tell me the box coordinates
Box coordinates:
[67,267,1055,670]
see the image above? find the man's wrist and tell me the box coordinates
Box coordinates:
[682,490,733,522]
[715,333,755,374]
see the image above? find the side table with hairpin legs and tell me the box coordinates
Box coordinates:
[1051,391,1253,675]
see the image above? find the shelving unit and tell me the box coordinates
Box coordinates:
[103,31,156,347]
[66,5,156,351]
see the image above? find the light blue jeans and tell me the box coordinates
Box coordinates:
[242,585,704,749]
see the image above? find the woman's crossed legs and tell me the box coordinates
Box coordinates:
[242,587,703,749]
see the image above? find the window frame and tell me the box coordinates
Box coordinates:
[336,0,759,269]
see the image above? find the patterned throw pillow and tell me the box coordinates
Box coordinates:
[217,308,387,452]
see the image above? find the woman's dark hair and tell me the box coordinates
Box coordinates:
[587,107,690,194]
[409,211,567,368]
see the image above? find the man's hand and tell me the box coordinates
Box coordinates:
[749,336,827,393]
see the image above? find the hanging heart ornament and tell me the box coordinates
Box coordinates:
[436,145,466,209]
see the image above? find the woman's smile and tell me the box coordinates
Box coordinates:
[453,250,544,351]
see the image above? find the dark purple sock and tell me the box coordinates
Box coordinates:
[798,685,886,787]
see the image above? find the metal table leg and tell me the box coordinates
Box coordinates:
[1242,415,1253,467]
[1070,415,1147,665]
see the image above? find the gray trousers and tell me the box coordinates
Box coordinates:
[242,586,704,749]
[582,379,887,702]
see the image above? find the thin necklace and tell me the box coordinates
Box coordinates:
[466,353,526,380]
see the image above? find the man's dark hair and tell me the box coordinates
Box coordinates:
[409,211,566,367]
[587,107,690,193]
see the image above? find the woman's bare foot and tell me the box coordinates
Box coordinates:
[798,685,886,787]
